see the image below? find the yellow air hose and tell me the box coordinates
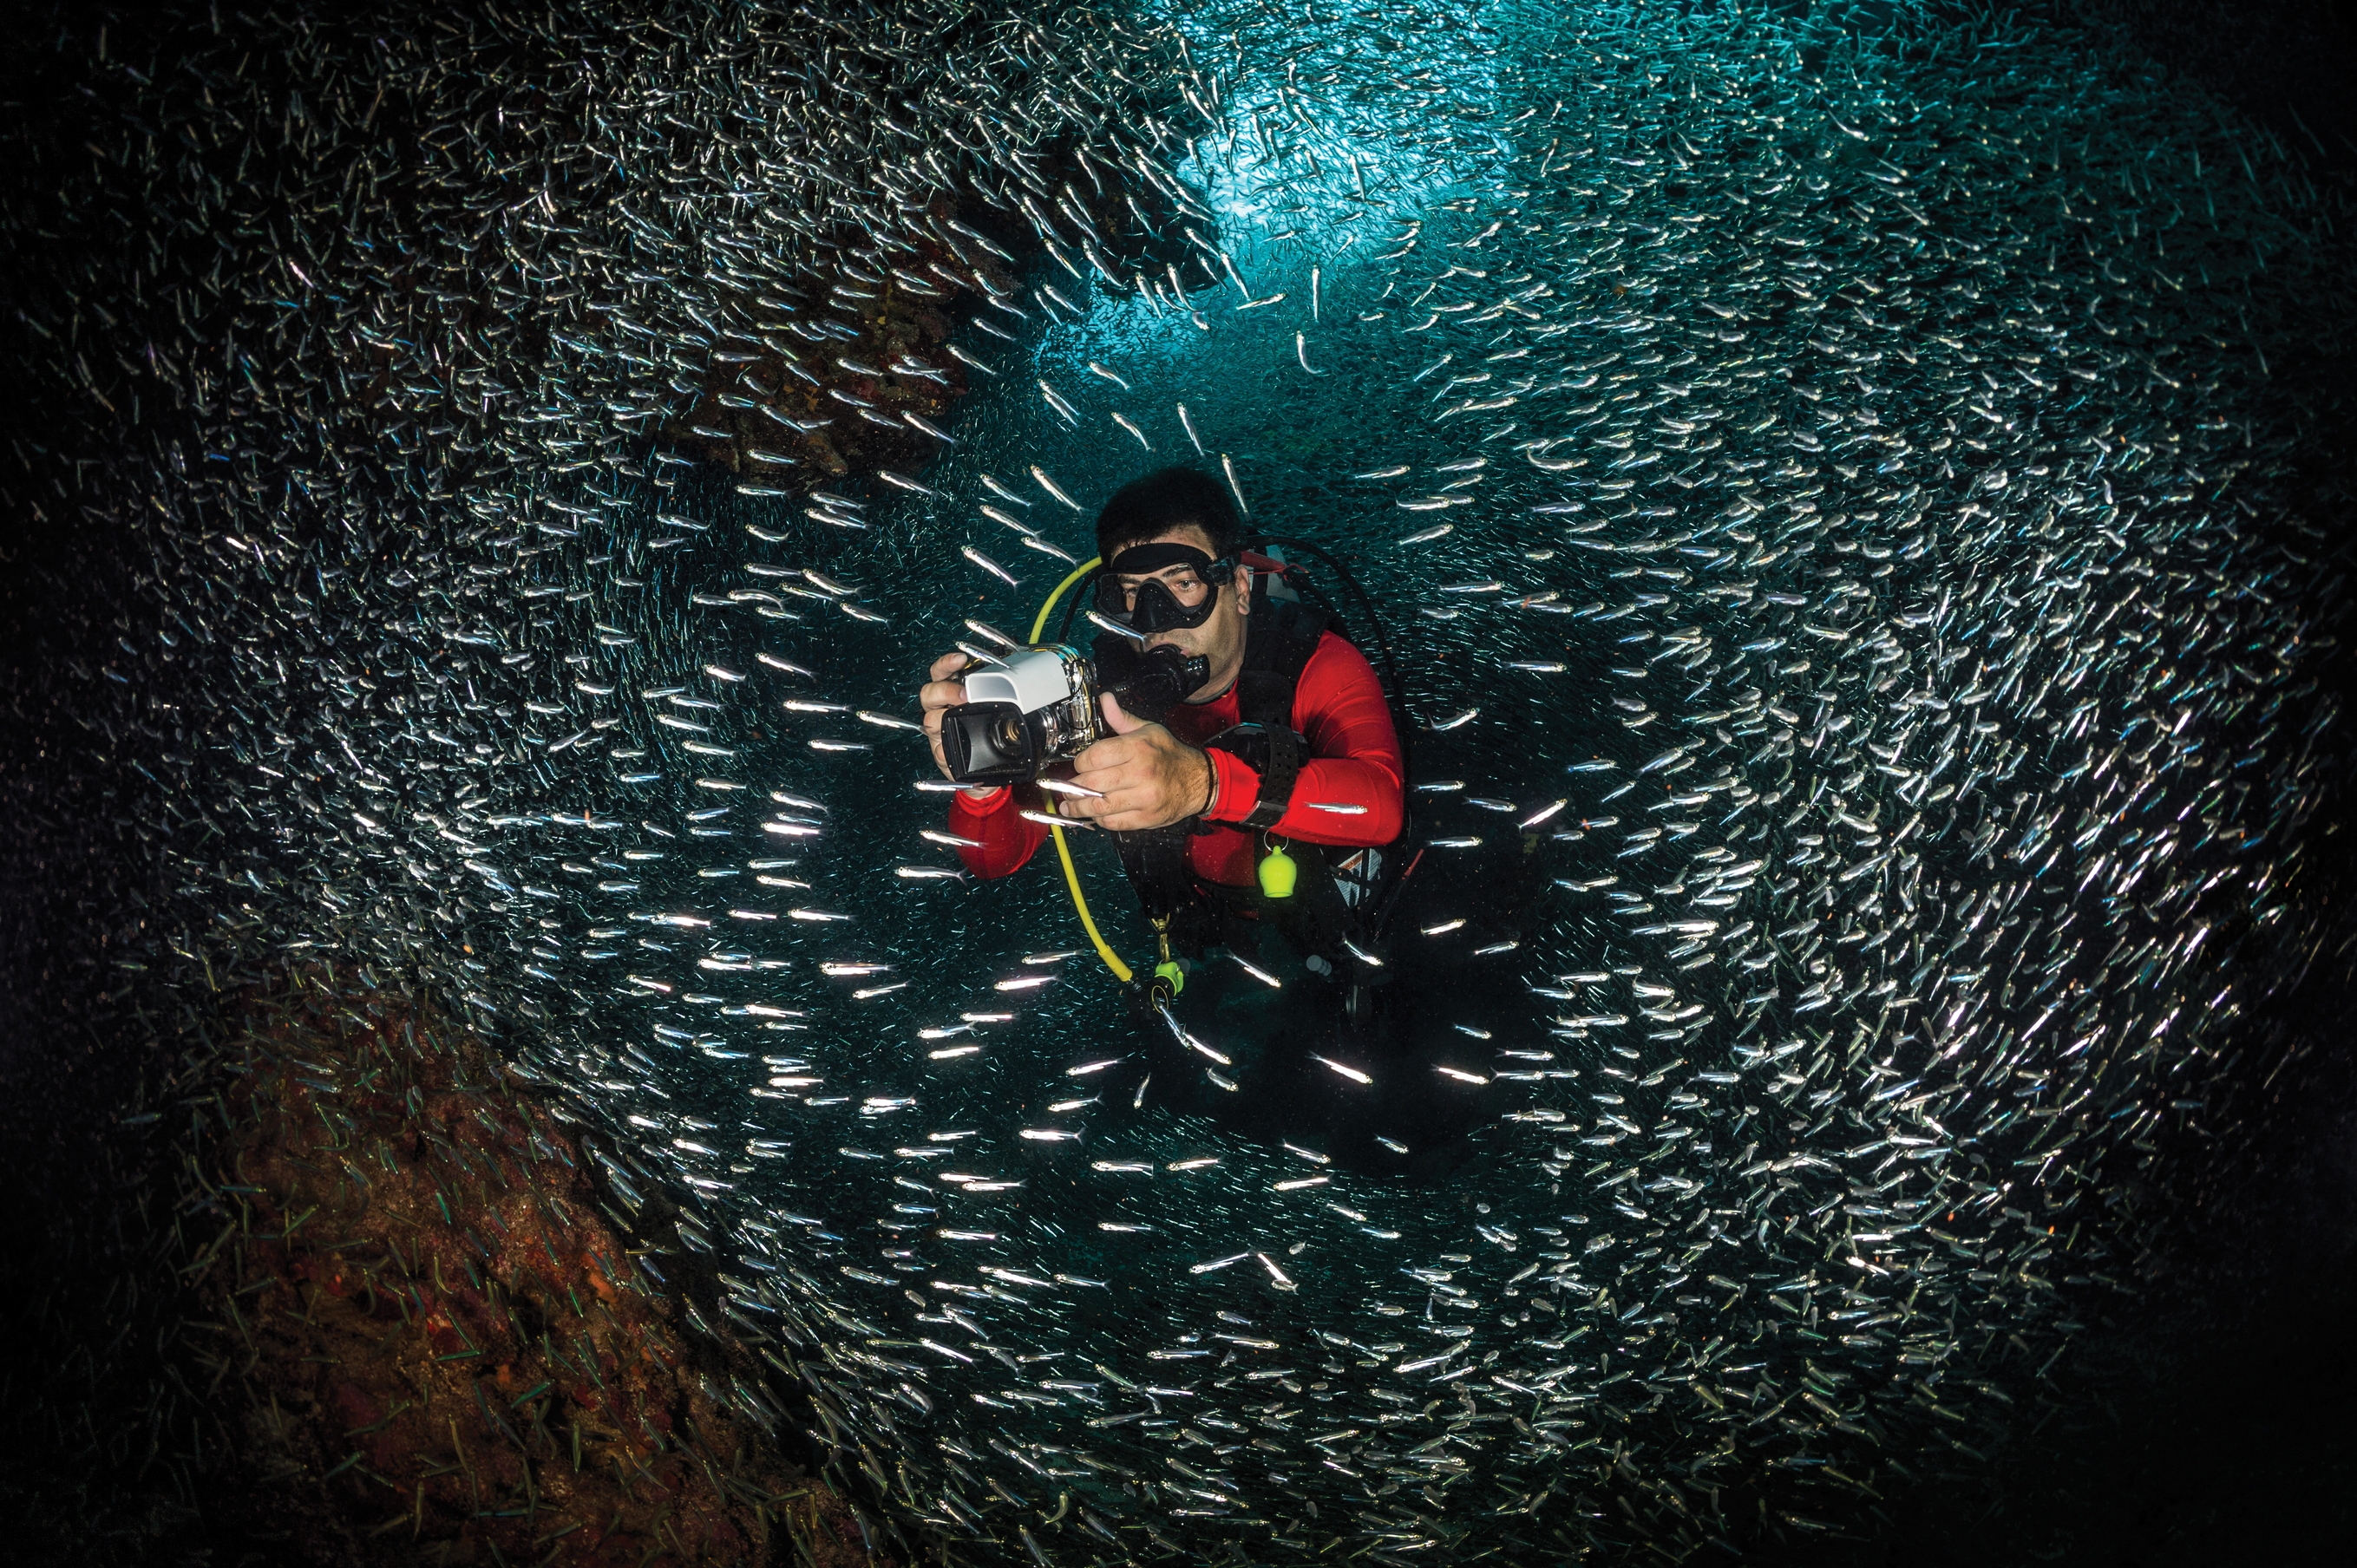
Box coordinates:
[1026,559,1134,983]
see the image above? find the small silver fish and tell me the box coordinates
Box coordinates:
[979,474,1031,508]
[1030,464,1083,510]
[1221,453,1249,516]
[1038,379,1082,425]
[1229,952,1283,987]
[960,545,1020,588]
[1020,534,1077,564]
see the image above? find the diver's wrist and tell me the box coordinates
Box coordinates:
[1198,748,1221,819]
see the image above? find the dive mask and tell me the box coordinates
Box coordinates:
[1094,541,1239,635]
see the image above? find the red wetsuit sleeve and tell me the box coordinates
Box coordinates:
[946,784,1050,878]
[1201,631,1404,847]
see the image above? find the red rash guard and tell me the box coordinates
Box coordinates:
[947,630,1404,887]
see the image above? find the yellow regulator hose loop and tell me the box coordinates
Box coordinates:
[1023,558,1132,983]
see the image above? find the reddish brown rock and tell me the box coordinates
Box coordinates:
[184,976,883,1568]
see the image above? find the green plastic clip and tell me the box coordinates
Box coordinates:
[1257,842,1298,899]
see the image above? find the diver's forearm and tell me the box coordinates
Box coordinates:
[1201,750,1403,845]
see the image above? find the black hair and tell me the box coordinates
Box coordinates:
[1093,465,1241,565]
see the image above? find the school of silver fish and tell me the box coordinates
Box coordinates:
[17,0,2354,1562]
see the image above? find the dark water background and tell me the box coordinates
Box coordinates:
[3,1,2354,1562]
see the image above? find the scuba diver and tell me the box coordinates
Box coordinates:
[917,466,1414,1038]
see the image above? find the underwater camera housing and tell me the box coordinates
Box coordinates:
[941,641,1208,786]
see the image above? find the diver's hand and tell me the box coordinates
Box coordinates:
[1067,692,1216,833]
[920,651,998,797]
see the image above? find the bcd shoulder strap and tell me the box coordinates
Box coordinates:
[1109,595,1334,956]
[1234,596,1327,729]
[1222,597,1326,828]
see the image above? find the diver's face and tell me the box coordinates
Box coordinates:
[1111,525,1250,699]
